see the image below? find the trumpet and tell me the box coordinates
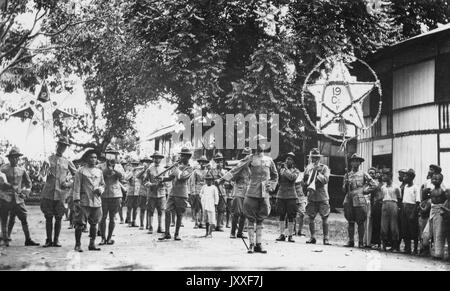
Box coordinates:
[154,161,180,179]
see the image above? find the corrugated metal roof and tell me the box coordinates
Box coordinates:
[146,124,177,141]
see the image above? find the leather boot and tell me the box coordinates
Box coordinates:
[276,221,285,241]
[287,222,295,243]
[205,223,210,237]
[23,223,39,246]
[345,223,355,247]
[44,217,53,246]
[322,219,330,245]
[53,218,62,247]
[297,215,304,236]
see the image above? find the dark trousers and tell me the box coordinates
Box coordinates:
[371,201,382,245]
[0,200,31,241]
[401,203,419,251]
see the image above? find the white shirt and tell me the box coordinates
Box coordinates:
[200,184,219,212]
[402,184,420,204]
[382,184,401,202]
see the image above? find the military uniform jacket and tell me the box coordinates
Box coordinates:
[276,167,300,200]
[304,163,330,202]
[223,153,278,199]
[40,154,76,201]
[222,162,250,198]
[343,169,377,207]
[73,166,105,207]
[0,164,31,204]
[147,164,167,198]
[167,164,194,198]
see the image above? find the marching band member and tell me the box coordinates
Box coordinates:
[190,155,209,229]
[99,147,125,246]
[275,152,300,243]
[219,143,278,254]
[125,159,141,227]
[40,136,76,247]
[210,153,227,232]
[137,156,153,230]
[226,148,251,239]
[158,147,194,241]
[144,151,167,234]
[304,148,331,246]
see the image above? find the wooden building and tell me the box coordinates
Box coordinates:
[358,24,450,184]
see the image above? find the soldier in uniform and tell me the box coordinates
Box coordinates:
[0,148,39,247]
[275,152,300,243]
[369,167,383,249]
[304,148,331,245]
[40,136,77,247]
[190,155,209,229]
[224,148,251,239]
[210,153,227,232]
[125,159,141,226]
[72,149,105,252]
[220,143,278,254]
[158,147,194,241]
[342,154,377,248]
[99,149,124,246]
[137,156,153,230]
[144,151,167,234]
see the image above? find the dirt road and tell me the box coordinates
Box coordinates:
[0,206,448,271]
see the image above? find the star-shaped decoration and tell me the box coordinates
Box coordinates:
[9,81,74,125]
[306,60,376,134]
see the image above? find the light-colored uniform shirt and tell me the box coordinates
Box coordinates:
[40,154,76,201]
[222,153,278,199]
[73,166,105,207]
[277,167,300,200]
[402,184,421,204]
[200,184,219,212]
[147,164,167,198]
[0,164,31,204]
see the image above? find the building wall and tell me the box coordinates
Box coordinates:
[392,59,435,109]
[392,134,438,185]
[392,104,439,134]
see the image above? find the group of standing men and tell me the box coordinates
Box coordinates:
[342,154,450,260]
[0,136,448,259]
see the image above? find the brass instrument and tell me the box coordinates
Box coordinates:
[154,161,180,179]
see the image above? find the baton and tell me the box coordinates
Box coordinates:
[241,236,249,251]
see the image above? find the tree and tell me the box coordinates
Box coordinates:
[0,0,91,92]
[47,0,159,152]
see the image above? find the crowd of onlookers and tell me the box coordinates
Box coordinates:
[358,165,449,261]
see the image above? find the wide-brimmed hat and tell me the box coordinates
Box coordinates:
[151,151,164,159]
[308,148,323,158]
[213,152,224,160]
[140,156,153,163]
[429,164,442,173]
[57,136,70,146]
[130,159,140,165]
[205,173,214,180]
[349,153,364,163]
[368,167,378,172]
[80,148,99,162]
[6,147,23,158]
[398,169,408,174]
[286,152,296,159]
[179,147,192,156]
[197,155,209,163]
[241,147,252,155]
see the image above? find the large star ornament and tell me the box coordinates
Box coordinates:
[306,61,376,133]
